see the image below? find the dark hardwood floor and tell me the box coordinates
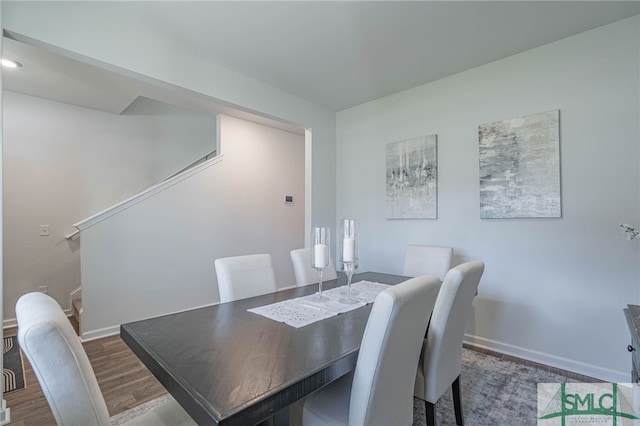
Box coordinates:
[3,317,167,426]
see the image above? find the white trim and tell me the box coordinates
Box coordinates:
[304,128,312,247]
[79,325,121,342]
[74,154,224,231]
[8,297,620,383]
[4,309,74,329]
[65,229,80,240]
[157,148,217,184]
[216,114,222,155]
[69,286,81,306]
[2,319,16,329]
[78,287,314,342]
[464,333,627,383]
[79,300,223,342]
[278,283,298,291]
[0,399,10,425]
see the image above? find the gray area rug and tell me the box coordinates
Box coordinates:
[114,349,586,425]
[412,348,585,426]
[111,393,194,426]
[3,336,25,393]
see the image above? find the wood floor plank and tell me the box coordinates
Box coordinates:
[3,320,167,426]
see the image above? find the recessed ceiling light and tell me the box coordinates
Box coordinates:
[2,58,22,69]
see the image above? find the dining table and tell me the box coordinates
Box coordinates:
[120,271,409,426]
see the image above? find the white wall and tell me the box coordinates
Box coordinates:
[336,17,640,382]
[0,0,335,341]
[3,91,215,321]
[1,1,337,232]
[80,115,305,339]
[5,1,634,382]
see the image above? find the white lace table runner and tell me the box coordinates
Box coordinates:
[248,280,391,328]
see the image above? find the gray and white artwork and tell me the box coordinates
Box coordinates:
[386,135,437,219]
[479,110,561,219]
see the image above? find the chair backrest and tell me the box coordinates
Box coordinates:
[416,261,484,402]
[215,253,278,303]
[349,275,441,426]
[290,247,338,286]
[16,292,111,426]
[403,244,453,281]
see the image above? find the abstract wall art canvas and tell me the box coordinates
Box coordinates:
[479,110,561,219]
[386,134,437,219]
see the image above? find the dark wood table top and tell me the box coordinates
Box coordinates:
[120,272,408,426]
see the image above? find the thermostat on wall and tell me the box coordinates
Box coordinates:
[284,195,294,204]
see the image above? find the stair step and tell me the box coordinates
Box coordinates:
[72,297,82,310]
[72,298,82,320]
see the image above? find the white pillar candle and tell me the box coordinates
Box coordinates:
[314,244,328,268]
[343,237,355,262]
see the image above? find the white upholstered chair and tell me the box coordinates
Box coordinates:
[290,247,338,286]
[300,274,442,426]
[403,244,454,281]
[15,292,195,426]
[215,253,278,303]
[414,261,485,426]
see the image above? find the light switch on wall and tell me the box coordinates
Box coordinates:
[40,225,50,236]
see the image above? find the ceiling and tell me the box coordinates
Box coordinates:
[2,1,639,118]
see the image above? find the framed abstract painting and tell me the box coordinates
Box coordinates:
[479,110,561,219]
[386,134,437,219]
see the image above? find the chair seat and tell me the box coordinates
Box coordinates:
[111,395,196,425]
[301,372,353,426]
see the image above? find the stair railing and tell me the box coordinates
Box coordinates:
[160,148,217,183]
[65,148,219,241]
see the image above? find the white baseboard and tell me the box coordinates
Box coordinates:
[2,319,17,329]
[3,309,73,330]
[3,304,627,383]
[79,325,120,342]
[5,314,122,342]
[77,299,226,342]
[464,333,628,383]
[279,284,298,291]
